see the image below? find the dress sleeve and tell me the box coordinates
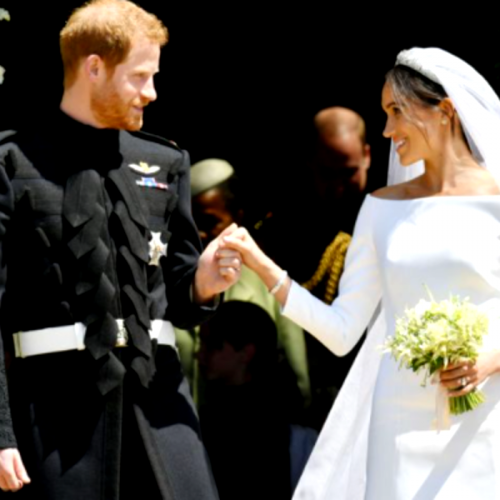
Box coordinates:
[274,308,311,402]
[282,197,381,356]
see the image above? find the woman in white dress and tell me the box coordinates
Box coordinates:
[219,47,500,500]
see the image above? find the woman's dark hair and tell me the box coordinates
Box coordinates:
[385,65,448,109]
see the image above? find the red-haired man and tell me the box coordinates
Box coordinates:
[0,1,239,498]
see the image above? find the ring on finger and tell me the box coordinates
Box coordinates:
[459,376,469,387]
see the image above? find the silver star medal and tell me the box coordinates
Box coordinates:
[149,232,168,266]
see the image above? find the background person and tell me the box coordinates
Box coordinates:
[175,158,310,412]
[260,107,372,429]
[197,301,316,500]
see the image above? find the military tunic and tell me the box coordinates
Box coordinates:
[0,111,219,500]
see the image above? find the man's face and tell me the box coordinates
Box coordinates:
[192,188,235,246]
[312,132,370,198]
[91,38,160,130]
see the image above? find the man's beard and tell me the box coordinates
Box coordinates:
[90,81,144,131]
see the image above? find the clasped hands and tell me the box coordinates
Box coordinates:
[194,224,267,304]
[193,224,246,303]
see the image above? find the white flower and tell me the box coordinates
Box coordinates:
[413,299,431,318]
[0,8,10,22]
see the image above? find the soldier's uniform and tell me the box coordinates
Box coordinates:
[0,110,219,500]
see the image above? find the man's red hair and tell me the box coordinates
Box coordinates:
[60,0,168,88]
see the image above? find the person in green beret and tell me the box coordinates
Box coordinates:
[176,158,311,411]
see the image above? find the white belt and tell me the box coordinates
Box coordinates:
[13,319,176,359]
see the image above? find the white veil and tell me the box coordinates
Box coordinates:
[292,48,500,500]
[388,47,500,186]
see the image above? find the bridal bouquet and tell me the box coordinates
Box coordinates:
[383,289,488,415]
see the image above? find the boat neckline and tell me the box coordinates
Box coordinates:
[367,193,500,202]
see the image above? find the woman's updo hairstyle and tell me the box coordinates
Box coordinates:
[385,64,468,142]
[385,65,448,109]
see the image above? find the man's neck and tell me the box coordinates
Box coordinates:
[60,88,100,129]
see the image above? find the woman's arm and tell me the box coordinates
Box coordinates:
[218,233,290,306]
[220,197,382,356]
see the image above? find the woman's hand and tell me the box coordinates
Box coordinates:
[218,226,266,272]
[219,227,291,306]
[439,350,500,397]
[0,448,31,492]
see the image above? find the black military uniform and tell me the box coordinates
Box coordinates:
[0,111,219,500]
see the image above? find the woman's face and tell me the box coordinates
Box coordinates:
[381,82,441,166]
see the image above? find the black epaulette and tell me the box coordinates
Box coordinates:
[129,130,182,152]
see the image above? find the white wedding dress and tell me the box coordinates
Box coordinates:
[285,194,500,500]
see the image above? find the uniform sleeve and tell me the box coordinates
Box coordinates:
[163,150,218,329]
[282,197,382,357]
[274,308,311,402]
[0,146,17,449]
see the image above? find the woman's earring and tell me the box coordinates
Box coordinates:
[441,117,448,125]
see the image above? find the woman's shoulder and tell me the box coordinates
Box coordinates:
[370,180,428,200]
[370,185,404,200]
[371,178,500,201]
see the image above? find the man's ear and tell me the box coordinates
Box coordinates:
[84,54,105,82]
[363,143,371,170]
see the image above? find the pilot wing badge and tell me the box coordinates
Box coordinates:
[128,161,161,175]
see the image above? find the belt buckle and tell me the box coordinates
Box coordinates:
[13,332,24,358]
[115,319,128,348]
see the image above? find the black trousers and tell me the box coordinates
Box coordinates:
[120,384,162,500]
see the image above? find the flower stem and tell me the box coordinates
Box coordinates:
[449,389,486,415]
